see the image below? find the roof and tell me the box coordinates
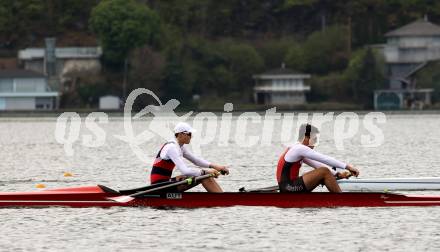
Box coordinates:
[261,67,303,75]
[404,61,428,78]
[0,69,46,78]
[385,19,440,37]
[0,92,58,97]
[253,64,310,80]
[18,47,102,60]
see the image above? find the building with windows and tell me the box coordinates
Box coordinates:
[18,38,102,93]
[253,65,310,106]
[375,17,438,109]
[99,95,120,110]
[0,69,58,110]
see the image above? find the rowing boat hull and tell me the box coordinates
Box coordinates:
[0,185,122,207]
[1,186,440,208]
[130,192,440,208]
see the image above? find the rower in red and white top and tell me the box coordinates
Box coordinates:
[150,122,229,192]
[276,123,360,193]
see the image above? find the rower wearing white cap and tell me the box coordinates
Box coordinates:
[150,122,229,192]
[276,123,360,193]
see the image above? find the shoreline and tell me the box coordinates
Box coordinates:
[0,109,439,118]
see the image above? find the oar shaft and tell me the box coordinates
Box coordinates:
[239,185,279,192]
[129,174,213,198]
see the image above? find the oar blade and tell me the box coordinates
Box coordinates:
[108,174,217,203]
[239,185,279,192]
[108,195,135,203]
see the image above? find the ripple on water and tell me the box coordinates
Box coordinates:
[1,115,440,251]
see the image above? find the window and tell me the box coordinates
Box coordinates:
[15,79,36,92]
[0,98,5,110]
[36,97,53,110]
[0,79,13,92]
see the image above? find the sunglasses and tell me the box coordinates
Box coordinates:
[182,132,192,137]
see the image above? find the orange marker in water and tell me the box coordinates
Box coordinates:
[63,172,73,177]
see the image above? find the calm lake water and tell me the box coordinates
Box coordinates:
[1,113,440,251]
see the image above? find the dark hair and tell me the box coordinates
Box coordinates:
[297,123,319,141]
[305,124,311,137]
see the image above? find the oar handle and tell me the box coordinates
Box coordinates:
[334,168,354,180]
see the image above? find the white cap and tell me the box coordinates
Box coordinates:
[174,122,196,134]
[297,123,320,146]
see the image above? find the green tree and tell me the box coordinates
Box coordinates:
[285,41,306,72]
[283,0,327,31]
[412,61,440,103]
[285,25,349,75]
[162,48,190,102]
[49,0,100,32]
[344,48,386,108]
[0,0,101,48]
[307,73,349,102]
[89,0,160,64]
[153,0,210,37]
[0,0,44,48]
[283,0,318,7]
[256,38,298,69]
[218,39,264,95]
[180,36,226,96]
[129,46,165,94]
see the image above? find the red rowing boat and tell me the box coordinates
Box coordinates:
[1,185,440,208]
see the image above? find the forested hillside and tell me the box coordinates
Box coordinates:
[1,0,439,109]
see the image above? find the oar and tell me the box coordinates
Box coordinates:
[239,185,279,192]
[109,173,215,203]
[118,180,177,195]
[239,170,354,192]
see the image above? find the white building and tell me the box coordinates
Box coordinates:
[384,18,440,89]
[18,38,102,93]
[253,65,310,106]
[375,18,437,109]
[99,95,120,110]
[0,69,58,110]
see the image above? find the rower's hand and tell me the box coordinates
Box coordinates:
[203,168,221,177]
[210,164,229,175]
[336,170,352,179]
[345,164,359,177]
